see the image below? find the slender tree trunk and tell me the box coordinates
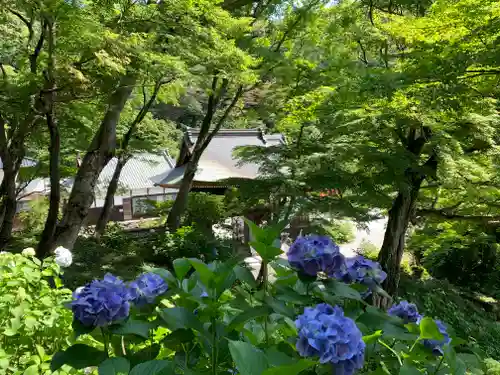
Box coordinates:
[37,117,60,256]
[377,182,421,302]
[165,79,242,231]
[0,162,22,248]
[37,17,59,258]
[0,179,6,228]
[94,77,169,238]
[95,156,128,238]
[166,159,198,231]
[53,73,136,249]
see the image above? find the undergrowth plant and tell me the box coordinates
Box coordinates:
[49,221,488,375]
[0,251,74,375]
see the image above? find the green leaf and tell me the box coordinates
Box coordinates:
[265,296,295,318]
[419,317,444,341]
[51,344,107,372]
[98,357,130,375]
[23,364,39,375]
[72,318,95,338]
[444,346,467,375]
[243,219,266,243]
[188,258,214,287]
[228,306,272,330]
[249,242,282,261]
[159,307,204,332]
[109,319,153,339]
[162,329,195,351]
[228,340,268,375]
[129,360,173,375]
[173,258,192,280]
[324,279,362,301]
[127,345,161,368]
[399,363,422,375]
[234,265,257,288]
[363,330,383,344]
[261,359,315,375]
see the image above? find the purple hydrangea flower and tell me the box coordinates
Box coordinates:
[130,272,168,306]
[71,274,134,327]
[420,319,451,356]
[341,256,387,286]
[295,303,365,375]
[388,301,422,324]
[332,342,365,375]
[287,235,346,278]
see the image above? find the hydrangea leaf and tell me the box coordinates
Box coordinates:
[50,344,107,372]
[173,258,192,280]
[126,344,161,368]
[72,318,95,338]
[323,279,362,301]
[249,241,283,261]
[228,305,273,331]
[363,330,383,344]
[159,307,204,333]
[98,357,130,375]
[399,362,422,375]
[228,340,268,375]
[109,319,154,339]
[419,317,445,341]
[188,259,214,288]
[233,265,257,288]
[262,359,315,375]
[129,360,173,375]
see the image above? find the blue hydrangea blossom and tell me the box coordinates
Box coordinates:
[295,303,365,375]
[420,319,451,356]
[287,235,346,278]
[71,274,135,327]
[130,272,168,306]
[341,256,387,286]
[387,301,422,324]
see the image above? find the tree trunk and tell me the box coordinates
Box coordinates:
[37,118,60,257]
[37,17,59,258]
[166,159,198,231]
[94,77,167,238]
[0,164,21,249]
[95,156,128,238]
[377,182,421,302]
[53,73,136,249]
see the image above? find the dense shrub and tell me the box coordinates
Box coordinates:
[408,220,500,293]
[153,225,233,265]
[0,251,73,375]
[17,198,49,234]
[400,276,500,359]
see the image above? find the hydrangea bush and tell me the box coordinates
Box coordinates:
[0,251,75,375]
[50,221,488,375]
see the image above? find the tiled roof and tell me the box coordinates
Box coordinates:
[0,158,37,169]
[158,129,285,187]
[95,151,176,197]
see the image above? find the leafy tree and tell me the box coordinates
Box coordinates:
[165,0,327,230]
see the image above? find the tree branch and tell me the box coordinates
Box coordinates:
[200,85,243,153]
[8,8,34,45]
[30,19,48,74]
[120,77,174,150]
[357,40,368,65]
[416,208,500,222]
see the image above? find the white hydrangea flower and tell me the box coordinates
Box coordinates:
[21,247,36,257]
[54,246,72,268]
